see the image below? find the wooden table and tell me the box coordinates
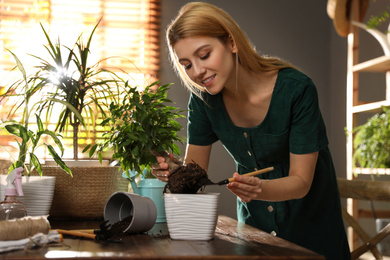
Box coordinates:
[1,215,324,259]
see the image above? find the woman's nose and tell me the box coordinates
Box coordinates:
[193,62,206,78]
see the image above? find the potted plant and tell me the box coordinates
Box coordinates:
[351,106,390,256]
[32,18,125,162]
[0,50,73,216]
[85,81,185,223]
[36,20,131,218]
[1,19,129,219]
[163,162,220,240]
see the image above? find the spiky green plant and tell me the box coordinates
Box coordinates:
[0,50,73,176]
[31,18,125,160]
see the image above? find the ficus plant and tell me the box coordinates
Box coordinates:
[84,81,185,176]
[0,50,74,176]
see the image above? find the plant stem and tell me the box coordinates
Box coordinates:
[73,123,78,160]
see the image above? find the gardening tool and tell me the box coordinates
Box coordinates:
[56,220,121,242]
[203,166,274,186]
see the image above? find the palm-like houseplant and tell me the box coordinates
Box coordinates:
[31,18,124,160]
[1,19,130,218]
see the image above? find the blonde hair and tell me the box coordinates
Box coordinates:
[166,2,294,97]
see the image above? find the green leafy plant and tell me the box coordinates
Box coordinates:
[30,18,125,160]
[352,106,390,169]
[84,81,185,174]
[366,2,390,32]
[0,51,73,176]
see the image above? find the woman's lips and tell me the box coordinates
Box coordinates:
[202,75,215,87]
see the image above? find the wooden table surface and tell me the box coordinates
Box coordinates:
[1,215,325,260]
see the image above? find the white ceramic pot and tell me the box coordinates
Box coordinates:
[164,193,220,240]
[0,175,56,216]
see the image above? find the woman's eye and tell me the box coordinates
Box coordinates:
[183,63,192,70]
[200,52,210,60]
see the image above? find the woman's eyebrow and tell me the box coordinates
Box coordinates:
[178,44,210,63]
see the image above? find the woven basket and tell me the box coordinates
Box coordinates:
[37,166,129,219]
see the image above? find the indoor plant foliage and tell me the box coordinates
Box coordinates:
[352,106,390,169]
[31,19,125,160]
[85,81,185,175]
[0,51,72,176]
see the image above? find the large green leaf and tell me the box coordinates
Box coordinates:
[47,144,72,176]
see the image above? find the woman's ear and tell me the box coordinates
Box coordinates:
[229,35,238,53]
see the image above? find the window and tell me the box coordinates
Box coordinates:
[0,0,160,160]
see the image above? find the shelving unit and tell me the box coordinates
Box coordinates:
[346,0,390,250]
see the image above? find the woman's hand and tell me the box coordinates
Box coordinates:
[151,153,176,182]
[226,172,263,203]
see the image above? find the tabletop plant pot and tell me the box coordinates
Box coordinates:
[164,193,220,240]
[104,191,157,234]
[0,175,56,216]
[85,81,185,222]
[124,170,166,223]
[41,165,129,219]
[0,51,73,218]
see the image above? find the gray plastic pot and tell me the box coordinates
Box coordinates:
[104,192,157,233]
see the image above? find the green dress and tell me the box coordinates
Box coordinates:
[187,68,351,260]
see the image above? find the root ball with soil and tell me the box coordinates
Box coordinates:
[164,162,210,194]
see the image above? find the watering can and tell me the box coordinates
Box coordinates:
[122,170,166,223]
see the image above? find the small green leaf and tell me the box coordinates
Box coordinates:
[30,153,42,176]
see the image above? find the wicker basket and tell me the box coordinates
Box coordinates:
[38,166,129,219]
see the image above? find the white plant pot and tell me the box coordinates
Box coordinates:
[164,193,220,240]
[0,175,56,216]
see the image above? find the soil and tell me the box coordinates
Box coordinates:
[96,215,133,241]
[111,215,132,235]
[164,162,209,194]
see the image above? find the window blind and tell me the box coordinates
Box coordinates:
[0,0,161,160]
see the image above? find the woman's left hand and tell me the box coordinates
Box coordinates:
[226,172,263,203]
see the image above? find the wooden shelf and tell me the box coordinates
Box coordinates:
[353,55,390,72]
[351,100,390,114]
[353,168,390,175]
[345,1,390,252]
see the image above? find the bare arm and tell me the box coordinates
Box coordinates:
[184,144,212,170]
[227,152,318,202]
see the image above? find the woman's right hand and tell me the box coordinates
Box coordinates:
[151,154,175,182]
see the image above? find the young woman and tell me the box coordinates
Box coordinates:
[153,2,350,259]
